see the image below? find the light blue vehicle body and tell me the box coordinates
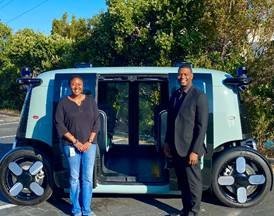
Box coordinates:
[25,67,242,149]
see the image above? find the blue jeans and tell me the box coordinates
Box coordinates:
[63,144,97,216]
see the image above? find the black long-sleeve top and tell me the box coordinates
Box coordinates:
[55,95,100,144]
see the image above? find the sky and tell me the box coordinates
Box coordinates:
[0,0,107,34]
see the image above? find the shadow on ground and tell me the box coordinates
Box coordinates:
[48,196,71,215]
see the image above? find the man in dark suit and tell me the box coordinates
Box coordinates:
[164,64,208,216]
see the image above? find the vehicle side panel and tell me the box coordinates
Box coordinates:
[25,82,54,145]
[212,84,242,148]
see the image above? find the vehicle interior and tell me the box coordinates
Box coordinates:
[97,75,169,184]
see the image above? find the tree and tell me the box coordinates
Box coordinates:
[86,0,205,66]
[51,12,91,40]
[0,23,19,109]
[7,29,73,71]
[0,22,12,73]
[0,22,12,54]
[188,0,273,72]
[244,42,274,152]
[85,0,273,71]
[0,28,74,109]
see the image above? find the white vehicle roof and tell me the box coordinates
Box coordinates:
[38,67,232,86]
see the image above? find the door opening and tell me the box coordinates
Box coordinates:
[97,77,168,184]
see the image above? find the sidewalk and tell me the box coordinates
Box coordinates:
[0,110,20,117]
[0,113,19,123]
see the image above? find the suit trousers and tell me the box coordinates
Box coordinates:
[173,154,202,215]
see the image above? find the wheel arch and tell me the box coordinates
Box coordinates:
[0,146,38,166]
[15,138,54,162]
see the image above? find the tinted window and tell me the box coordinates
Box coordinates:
[54,74,97,102]
[98,81,129,145]
[167,73,213,115]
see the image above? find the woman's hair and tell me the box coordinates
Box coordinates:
[69,75,84,85]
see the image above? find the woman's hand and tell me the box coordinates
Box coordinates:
[74,140,84,152]
[80,142,92,152]
[74,140,92,152]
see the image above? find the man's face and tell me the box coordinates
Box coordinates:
[177,67,193,88]
[70,78,83,96]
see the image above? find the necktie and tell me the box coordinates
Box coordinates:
[174,91,185,118]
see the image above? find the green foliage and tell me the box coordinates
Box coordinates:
[0,23,74,109]
[0,23,12,71]
[0,23,21,109]
[89,0,206,66]
[244,43,274,150]
[139,83,161,139]
[51,13,91,40]
[7,29,74,71]
[0,23,11,53]
[0,61,23,110]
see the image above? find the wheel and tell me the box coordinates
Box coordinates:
[0,148,53,205]
[212,147,272,207]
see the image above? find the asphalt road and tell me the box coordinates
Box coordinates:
[0,113,274,216]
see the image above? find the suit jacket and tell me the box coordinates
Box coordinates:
[165,86,208,157]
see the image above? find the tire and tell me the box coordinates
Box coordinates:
[212,147,272,207]
[0,148,53,205]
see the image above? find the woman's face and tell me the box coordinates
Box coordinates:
[70,77,83,96]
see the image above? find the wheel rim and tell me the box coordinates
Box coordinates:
[5,157,46,200]
[217,156,267,204]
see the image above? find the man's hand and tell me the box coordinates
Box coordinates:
[188,152,199,165]
[163,143,172,158]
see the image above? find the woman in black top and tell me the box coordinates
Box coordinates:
[55,75,99,216]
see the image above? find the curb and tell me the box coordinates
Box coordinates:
[0,111,20,117]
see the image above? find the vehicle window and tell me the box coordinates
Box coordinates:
[168,73,207,95]
[193,80,206,93]
[53,73,97,150]
[98,82,129,145]
[168,72,213,118]
[59,80,72,97]
[59,79,96,98]
[138,82,162,145]
[168,73,213,152]
[98,80,168,147]
[54,74,97,102]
